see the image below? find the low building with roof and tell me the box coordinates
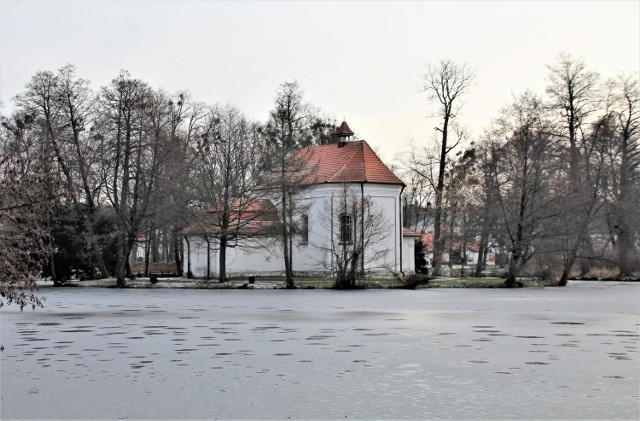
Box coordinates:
[182,121,417,279]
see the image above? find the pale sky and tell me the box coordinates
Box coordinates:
[1,0,639,163]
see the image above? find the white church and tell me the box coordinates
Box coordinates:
[182,121,418,279]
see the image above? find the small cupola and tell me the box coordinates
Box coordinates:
[334,120,354,147]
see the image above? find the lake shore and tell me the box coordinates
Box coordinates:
[39,275,622,290]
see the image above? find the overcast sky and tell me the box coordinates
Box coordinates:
[1,0,638,162]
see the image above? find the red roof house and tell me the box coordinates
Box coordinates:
[182,121,418,278]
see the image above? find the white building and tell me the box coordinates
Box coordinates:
[182,122,417,279]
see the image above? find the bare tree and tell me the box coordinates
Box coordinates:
[264,81,319,288]
[546,53,600,190]
[55,65,110,277]
[12,70,75,285]
[606,74,640,278]
[317,185,390,289]
[401,140,436,234]
[130,91,196,278]
[1,112,62,308]
[421,60,475,275]
[546,54,603,283]
[486,92,562,287]
[189,104,265,282]
[13,65,110,279]
[471,144,501,277]
[163,92,193,276]
[441,147,478,276]
[97,72,173,287]
[171,99,210,278]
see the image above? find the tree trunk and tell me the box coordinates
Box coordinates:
[144,230,151,276]
[348,251,359,288]
[432,110,451,277]
[432,206,443,276]
[173,228,183,276]
[282,186,295,288]
[557,255,575,287]
[558,201,597,286]
[219,236,227,282]
[49,244,62,287]
[475,230,489,277]
[288,191,295,280]
[205,236,211,281]
[505,251,522,288]
[579,234,595,276]
[185,236,192,278]
[116,233,129,288]
[616,222,634,278]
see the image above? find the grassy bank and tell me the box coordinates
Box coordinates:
[426,278,556,288]
[52,276,557,289]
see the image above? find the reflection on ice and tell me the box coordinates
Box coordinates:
[1,281,639,419]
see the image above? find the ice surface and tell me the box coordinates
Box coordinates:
[1,281,638,419]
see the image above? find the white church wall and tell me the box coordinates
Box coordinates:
[402,236,416,273]
[290,183,403,274]
[363,184,402,272]
[184,236,284,278]
[183,183,407,278]
[184,237,215,278]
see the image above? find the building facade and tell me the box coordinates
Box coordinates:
[182,122,417,278]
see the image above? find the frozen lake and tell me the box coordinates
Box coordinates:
[1,282,639,419]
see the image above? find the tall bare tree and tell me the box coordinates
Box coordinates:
[546,54,603,283]
[441,147,478,276]
[55,65,110,277]
[606,74,640,278]
[131,91,194,277]
[98,71,172,287]
[190,104,265,282]
[421,60,475,275]
[13,65,110,279]
[486,92,562,287]
[264,81,319,288]
[471,144,500,277]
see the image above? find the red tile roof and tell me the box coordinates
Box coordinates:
[182,199,279,236]
[297,140,404,186]
[403,228,421,237]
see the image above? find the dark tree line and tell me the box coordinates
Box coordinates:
[404,54,639,285]
[1,67,336,290]
[2,55,637,296]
